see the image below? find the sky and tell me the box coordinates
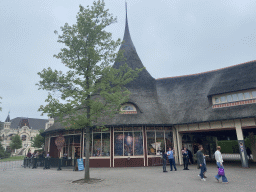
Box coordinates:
[1,0,256,122]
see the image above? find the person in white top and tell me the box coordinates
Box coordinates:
[214,146,228,184]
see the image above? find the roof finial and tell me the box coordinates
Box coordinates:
[5,111,10,122]
[122,1,135,49]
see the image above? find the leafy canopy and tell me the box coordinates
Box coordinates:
[31,130,45,148]
[37,0,141,129]
[10,134,22,150]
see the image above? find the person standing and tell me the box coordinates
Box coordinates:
[167,147,177,171]
[214,146,228,184]
[196,145,206,181]
[246,147,251,160]
[187,149,194,164]
[182,148,189,170]
[162,151,168,172]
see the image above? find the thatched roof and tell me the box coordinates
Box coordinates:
[44,7,256,134]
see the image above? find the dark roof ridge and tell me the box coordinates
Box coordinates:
[156,60,256,80]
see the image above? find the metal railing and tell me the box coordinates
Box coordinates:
[23,157,76,170]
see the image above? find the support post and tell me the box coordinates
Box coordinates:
[234,119,248,168]
[249,132,256,162]
[175,126,183,165]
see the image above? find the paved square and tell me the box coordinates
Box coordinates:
[0,162,256,192]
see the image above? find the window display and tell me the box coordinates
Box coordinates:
[147,130,173,155]
[114,132,123,156]
[114,129,144,156]
[134,132,143,155]
[124,132,133,156]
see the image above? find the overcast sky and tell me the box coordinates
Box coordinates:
[1,0,256,122]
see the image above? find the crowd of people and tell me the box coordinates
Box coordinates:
[161,145,229,184]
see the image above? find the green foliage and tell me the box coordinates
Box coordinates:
[217,140,239,153]
[31,130,45,148]
[10,134,22,150]
[37,1,142,181]
[36,0,141,129]
[0,142,10,159]
[218,136,256,154]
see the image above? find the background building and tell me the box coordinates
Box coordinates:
[0,113,49,156]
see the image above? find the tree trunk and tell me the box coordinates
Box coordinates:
[84,127,90,181]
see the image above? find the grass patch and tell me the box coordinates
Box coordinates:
[0,156,25,162]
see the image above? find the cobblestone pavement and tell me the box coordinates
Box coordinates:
[1,161,256,192]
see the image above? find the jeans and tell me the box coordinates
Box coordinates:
[169,158,177,171]
[163,159,167,171]
[215,162,228,182]
[199,163,206,179]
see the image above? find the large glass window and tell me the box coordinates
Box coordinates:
[134,132,143,156]
[93,133,101,156]
[88,131,110,157]
[102,133,110,156]
[147,132,155,155]
[114,132,123,156]
[147,130,172,155]
[124,132,133,156]
[114,128,143,156]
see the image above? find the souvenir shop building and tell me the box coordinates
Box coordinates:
[43,7,256,168]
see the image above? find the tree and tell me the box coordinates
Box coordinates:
[31,130,45,148]
[10,134,22,152]
[37,1,141,182]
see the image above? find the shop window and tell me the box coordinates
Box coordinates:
[147,132,155,155]
[90,131,110,157]
[147,130,172,155]
[114,132,124,156]
[114,128,143,156]
[134,132,143,156]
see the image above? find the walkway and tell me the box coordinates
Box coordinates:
[0,161,255,192]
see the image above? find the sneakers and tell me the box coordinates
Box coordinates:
[215,178,219,183]
[223,182,229,184]
[201,178,206,181]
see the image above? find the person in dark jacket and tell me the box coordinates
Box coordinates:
[196,145,206,181]
[162,151,168,172]
[182,148,189,170]
[246,147,251,160]
[187,149,194,164]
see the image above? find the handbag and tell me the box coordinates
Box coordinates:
[218,168,225,176]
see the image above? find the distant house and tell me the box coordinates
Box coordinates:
[0,113,51,156]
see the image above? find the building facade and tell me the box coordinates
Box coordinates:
[43,6,256,168]
[0,114,49,155]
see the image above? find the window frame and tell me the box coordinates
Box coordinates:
[113,127,144,157]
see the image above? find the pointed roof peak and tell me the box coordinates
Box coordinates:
[5,112,10,122]
[121,1,135,50]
